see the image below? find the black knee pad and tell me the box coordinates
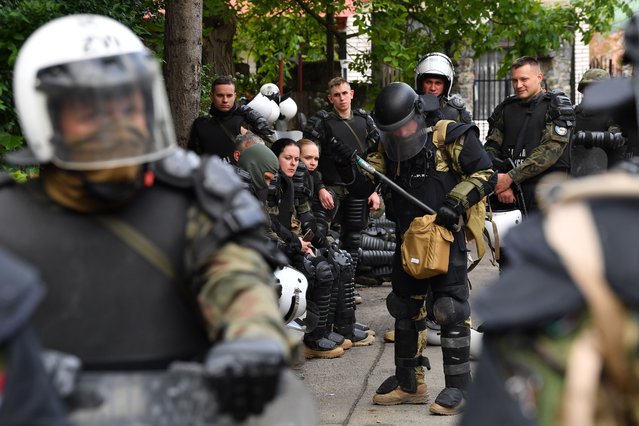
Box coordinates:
[386,292,423,322]
[432,296,470,327]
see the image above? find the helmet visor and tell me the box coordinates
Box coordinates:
[380,113,430,162]
[37,52,175,170]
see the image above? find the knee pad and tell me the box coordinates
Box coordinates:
[432,296,470,327]
[386,293,426,332]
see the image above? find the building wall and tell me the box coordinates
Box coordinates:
[345,15,372,83]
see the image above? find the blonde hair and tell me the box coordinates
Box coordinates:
[298,138,320,155]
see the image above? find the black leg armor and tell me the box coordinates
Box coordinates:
[301,255,337,351]
[433,295,472,391]
[326,248,358,340]
[340,197,369,270]
[379,292,431,393]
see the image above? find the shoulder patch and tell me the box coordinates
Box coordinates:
[554,125,568,136]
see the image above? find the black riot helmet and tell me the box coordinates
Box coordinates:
[373,82,419,132]
[373,82,440,161]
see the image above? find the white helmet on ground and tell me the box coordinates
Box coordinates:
[274,266,308,323]
[414,52,455,97]
[13,14,176,170]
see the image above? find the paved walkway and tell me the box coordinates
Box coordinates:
[291,255,500,425]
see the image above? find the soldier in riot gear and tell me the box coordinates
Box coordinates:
[370,82,494,414]
[0,14,314,425]
[302,77,383,276]
[187,76,275,163]
[571,68,626,176]
[415,52,473,124]
[485,56,575,270]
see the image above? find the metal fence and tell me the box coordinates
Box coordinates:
[473,51,512,141]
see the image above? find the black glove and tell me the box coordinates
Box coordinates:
[330,137,357,165]
[205,337,286,421]
[435,199,463,231]
[487,152,510,173]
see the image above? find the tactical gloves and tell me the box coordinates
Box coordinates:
[205,337,286,421]
[435,199,463,231]
[330,137,357,165]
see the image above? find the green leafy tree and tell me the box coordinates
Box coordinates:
[349,0,634,86]
[0,0,157,172]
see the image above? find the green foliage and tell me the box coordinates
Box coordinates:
[0,0,156,172]
[350,0,634,82]
[231,1,327,87]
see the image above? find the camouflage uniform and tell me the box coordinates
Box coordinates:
[484,90,575,213]
[461,170,639,426]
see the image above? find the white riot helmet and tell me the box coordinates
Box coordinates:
[260,83,280,102]
[414,52,455,97]
[274,266,308,323]
[278,97,298,121]
[13,14,176,170]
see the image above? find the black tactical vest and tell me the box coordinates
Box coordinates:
[0,181,210,369]
[501,95,570,178]
[388,137,459,235]
[318,112,372,186]
[190,109,245,162]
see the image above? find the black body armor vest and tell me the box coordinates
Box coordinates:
[501,95,570,181]
[388,137,459,235]
[0,181,210,369]
[318,112,373,186]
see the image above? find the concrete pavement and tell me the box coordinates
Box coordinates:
[291,253,500,425]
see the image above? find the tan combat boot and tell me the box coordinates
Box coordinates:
[373,383,429,405]
[383,329,395,343]
[304,345,344,359]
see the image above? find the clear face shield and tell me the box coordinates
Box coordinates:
[379,111,430,162]
[37,52,175,170]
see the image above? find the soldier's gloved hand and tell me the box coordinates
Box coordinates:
[204,337,286,422]
[487,152,509,173]
[331,137,357,164]
[435,199,463,231]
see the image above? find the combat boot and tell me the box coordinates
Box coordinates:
[383,329,395,343]
[354,322,375,336]
[429,387,465,415]
[373,376,429,405]
[304,338,344,359]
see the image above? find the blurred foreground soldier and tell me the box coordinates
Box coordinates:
[462,15,639,426]
[370,82,494,414]
[0,247,69,425]
[415,52,473,123]
[0,14,315,425]
[484,56,575,271]
[571,68,626,176]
